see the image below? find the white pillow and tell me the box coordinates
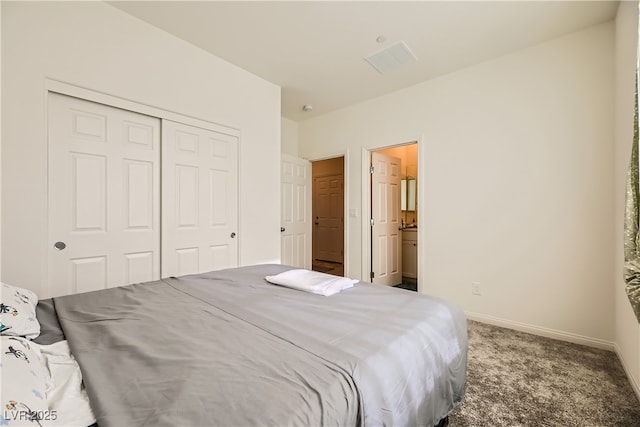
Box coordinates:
[265,269,357,296]
[0,336,50,426]
[1,282,40,339]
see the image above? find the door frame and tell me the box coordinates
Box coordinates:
[43,79,240,296]
[361,136,425,290]
[308,149,350,276]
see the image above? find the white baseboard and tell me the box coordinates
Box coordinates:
[614,343,640,402]
[465,311,615,351]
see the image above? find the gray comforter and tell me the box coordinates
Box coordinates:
[52,264,467,427]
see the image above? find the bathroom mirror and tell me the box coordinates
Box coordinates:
[407,179,416,211]
[401,179,407,211]
[401,178,416,212]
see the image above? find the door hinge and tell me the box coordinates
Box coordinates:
[370,166,374,174]
[370,271,375,280]
[370,218,374,226]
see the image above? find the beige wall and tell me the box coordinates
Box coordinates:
[281,117,299,156]
[299,22,615,347]
[614,1,640,398]
[1,2,281,297]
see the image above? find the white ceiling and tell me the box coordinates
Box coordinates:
[109,1,619,122]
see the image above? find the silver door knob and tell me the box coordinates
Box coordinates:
[230,232,236,238]
[54,241,66,251]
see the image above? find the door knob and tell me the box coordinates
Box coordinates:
[53,241,66,251]
[315,216,319,225]
[281,227,286,232]
[230,232,236,238]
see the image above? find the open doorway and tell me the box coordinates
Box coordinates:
[312,156,345,276]
[370,143,418,291]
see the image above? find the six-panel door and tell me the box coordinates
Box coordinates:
[48,93,239,297]
[161,120,239,277]
[371,151,402,286]
[281,154,311,269]
[48,93,161,297]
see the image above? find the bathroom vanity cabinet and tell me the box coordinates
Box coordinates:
[402,229,417,279]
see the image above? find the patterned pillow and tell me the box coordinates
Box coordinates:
[1,283,40,339]
[0,336,50,426]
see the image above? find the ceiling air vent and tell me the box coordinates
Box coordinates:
[364,40,417,75]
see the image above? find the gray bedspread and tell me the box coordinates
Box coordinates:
[52,264,467,427]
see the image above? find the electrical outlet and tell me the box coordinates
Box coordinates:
[472,282,481,296]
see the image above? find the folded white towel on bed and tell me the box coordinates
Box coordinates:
[265,269,358,296]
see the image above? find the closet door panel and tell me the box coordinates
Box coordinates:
[124,159,154,230]
[124,251,155,284]
[162,120,238,278]
[48,93,161,297]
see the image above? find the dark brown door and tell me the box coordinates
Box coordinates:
[313,174,343,262]
[312,157,344,267]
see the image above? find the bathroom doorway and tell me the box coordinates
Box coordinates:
[371,142,418,291]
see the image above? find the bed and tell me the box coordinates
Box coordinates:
[6,264,467,427]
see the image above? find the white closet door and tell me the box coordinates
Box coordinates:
[281,154,311,269]
[371,151,402,286]
[48,93,160,297]
[162,120,238,277]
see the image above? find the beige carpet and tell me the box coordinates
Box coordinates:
[448,321,640,426]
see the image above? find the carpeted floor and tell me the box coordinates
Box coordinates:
[448,321,640,426]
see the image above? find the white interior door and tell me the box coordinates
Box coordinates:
[162,120,238,277]
[48,93,160,297]
[371,151,402,286]
[281,155,311,269]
